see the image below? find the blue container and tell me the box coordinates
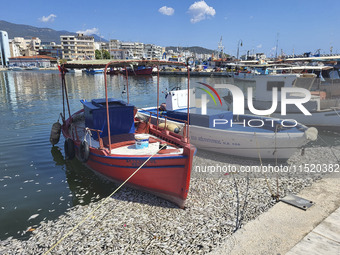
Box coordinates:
[81,98,135,140]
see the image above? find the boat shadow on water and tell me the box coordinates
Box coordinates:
[50,146,178,209]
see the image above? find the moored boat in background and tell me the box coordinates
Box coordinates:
[138,87,317,160]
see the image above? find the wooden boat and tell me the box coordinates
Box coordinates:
[124,65,153,75]
[137,88,318,160]
[56,61,196,208]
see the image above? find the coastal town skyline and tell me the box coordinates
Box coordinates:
[0,0,339,57]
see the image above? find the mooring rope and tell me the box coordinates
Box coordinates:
[43,143,167,255]
[317,134,340,164]
[254,132,275,198]
[333,108,340,119]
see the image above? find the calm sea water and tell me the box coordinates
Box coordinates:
[0,71,339,240]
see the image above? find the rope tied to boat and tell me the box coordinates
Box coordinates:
[84,128,93,147]
[254,132,276,200]
[43,143,168,255]
[317,134,340,165]
[333,107,340,119]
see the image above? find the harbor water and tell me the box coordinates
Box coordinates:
[0,70,339,241]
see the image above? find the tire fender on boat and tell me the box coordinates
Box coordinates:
[79,140,90,162]
[50,122,61,145]
[64,138,75,160]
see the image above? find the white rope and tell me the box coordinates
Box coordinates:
[43,143,167,255]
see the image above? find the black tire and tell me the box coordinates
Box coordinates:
[64,138,75,160]
[79,141,90,163]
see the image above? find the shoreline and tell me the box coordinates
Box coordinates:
[0,145,339,254]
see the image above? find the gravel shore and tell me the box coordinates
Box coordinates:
[0,145,339,255]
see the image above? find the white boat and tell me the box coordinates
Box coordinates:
[137,88,317,160]
[67,68,82,73]
[11,66,23,71]
[248,75,340,130]
[85,68,104,74]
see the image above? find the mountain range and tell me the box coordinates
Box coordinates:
[0,20,106,43]
[0,20,214,54]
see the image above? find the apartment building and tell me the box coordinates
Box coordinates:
[9,37,41,57]
[60,33,95,60]
[107,39,163,60]
[39,42,62,59]
[144,44,163,60]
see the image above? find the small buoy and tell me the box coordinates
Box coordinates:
[64,138,75,160]
[50,122,61,145]
[159,123,180,133]
[305,127,318,141]
[79,140,90,162]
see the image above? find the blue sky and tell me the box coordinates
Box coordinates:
[1,0,339,57]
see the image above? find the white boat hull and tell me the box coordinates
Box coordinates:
[138,109,311,160]
[188,125,308,159]
[269,110,340,130]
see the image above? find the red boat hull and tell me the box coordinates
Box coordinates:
[126,67,153,76]
[62,113,195,208]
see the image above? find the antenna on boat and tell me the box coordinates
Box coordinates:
[186,57,194,143]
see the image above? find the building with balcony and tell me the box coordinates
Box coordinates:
[9,37,41,57]
[60,33,95,60]
[144,44,163,60]
[39,42,62,59]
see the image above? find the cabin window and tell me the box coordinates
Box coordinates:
[266,81,284,91]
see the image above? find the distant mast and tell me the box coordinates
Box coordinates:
[218,36,224,59]
[275,33,279,59]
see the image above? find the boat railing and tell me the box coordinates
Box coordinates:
[70,124,104,149]
[141,109,189,137]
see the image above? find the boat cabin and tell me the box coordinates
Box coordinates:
[81,98,135,140]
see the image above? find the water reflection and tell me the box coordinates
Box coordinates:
[50,146,116,207]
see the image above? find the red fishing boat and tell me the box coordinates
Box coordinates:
[54,60,195,208]
[124,65,153,75]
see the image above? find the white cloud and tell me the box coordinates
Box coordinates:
[159,6,174,16]
[39,14,56,23]
[76,28,99,36]
[257,44,262,48]
[188,1,216,23]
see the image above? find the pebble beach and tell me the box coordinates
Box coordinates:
[1,145,339,255]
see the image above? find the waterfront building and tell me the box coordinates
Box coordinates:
[0,30,11,67]
[107,39,164,60]
[110,49,126,60]
[39,42,62,59]
[144,44,162,60]
[9,39,20,57]
[94,42,109,51]
[120,41,144,59]
[8,37,41,57]
[60,33,95,60]
[8,55,57,68]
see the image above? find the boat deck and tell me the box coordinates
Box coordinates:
[110,141,182,155]
[70,111,183,155]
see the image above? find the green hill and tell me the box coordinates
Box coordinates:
[0,20,106,43]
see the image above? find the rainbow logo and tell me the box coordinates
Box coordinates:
[196,82,223,106]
